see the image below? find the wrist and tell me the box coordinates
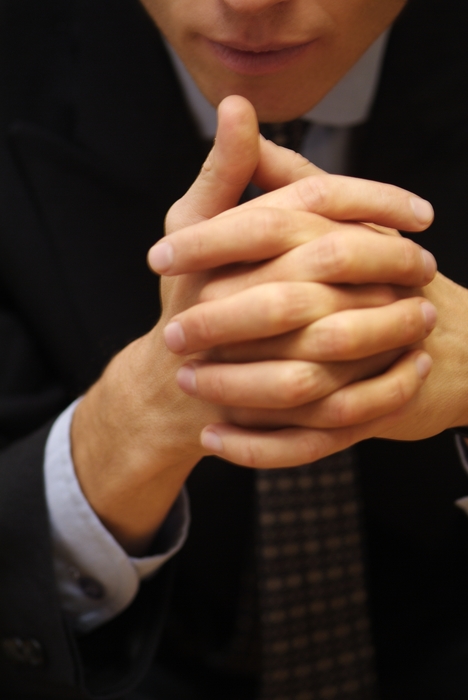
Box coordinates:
[70,331,207,554]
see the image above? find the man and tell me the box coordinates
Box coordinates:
[1,0,468,698]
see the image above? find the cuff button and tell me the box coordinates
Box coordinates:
[1,637,45,667]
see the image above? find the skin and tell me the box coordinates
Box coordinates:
[71,0,468,556]
[139,0,407,121]
[73,102,437,554]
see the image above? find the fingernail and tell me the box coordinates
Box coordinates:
[411,197,434,225]
[164,322,186,352]
[177,365,197,395]
[420,301,437,331]
[148,241,174,273]
[421,249,437,280]
[415,352,433,379]
[201,429,223,453]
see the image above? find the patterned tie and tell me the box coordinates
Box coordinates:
[252,122,378,700]
[256,455,377,700]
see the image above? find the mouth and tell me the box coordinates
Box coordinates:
[204,39,316,76]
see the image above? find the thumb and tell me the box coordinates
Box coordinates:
[166,95,260,234]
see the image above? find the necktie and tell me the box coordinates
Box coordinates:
[252,121,378,700]
[256,455,377,700]
[260,121,309,153]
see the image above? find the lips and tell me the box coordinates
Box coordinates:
[205,39,316,76]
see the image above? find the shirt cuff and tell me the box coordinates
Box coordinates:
[44,399,190,633]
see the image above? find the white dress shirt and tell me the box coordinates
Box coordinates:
[45,30,427,633]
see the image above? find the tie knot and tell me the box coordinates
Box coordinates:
[259,119,309,153]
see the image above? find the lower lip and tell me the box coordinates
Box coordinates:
[206,40,315,76]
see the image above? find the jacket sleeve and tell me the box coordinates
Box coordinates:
[0,299,174,699]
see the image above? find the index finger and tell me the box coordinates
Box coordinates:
[235,172,434,233]
[249,136,434,233]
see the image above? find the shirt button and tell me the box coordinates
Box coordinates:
[1,637,45,667]
[78,576,105,600]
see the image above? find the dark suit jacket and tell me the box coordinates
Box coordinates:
[1,1,468,698]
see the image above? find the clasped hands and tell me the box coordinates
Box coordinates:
[148,96,448,468]
[72,96,468,553]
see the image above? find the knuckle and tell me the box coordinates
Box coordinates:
[327,393,353,427]
[278,364,318,406]
[297,175,330,212]
[191,225,207,260]
[255,206,290,233]
[368,181,405,231]
[191,305,216,346]
[262,284,295,328]
[297,432,324,463]
[247,207,294,253]
[375,181,398,216]
[165,195,205,232]
[313,318,354,359]
[206,368,230,404]
[398,302,425,342]
[240,437,263,468]
[313,232,352,278]
[387,373,411,408]
[398,238,420,276]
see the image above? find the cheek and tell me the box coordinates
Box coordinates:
[329,0,407,37]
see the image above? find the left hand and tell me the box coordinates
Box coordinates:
[373,272,468,440]
[180,271,468,468]
[192,273,468,441]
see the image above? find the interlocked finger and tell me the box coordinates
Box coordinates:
[243,174,434,232]
[231,350,432,430]
[164,285,436,357]
[201,421,372,468]
[150,208,345,276]
[211,298,395,362]
[164,282,353,354]
[298,297,436,361]
[177,351,400,409]
[200,229,436,302]
[199,351,432,467]
[149,207,436,288]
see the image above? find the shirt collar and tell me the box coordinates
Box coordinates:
[165,29,390,139]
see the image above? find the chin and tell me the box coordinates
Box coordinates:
[210,85,318,123]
